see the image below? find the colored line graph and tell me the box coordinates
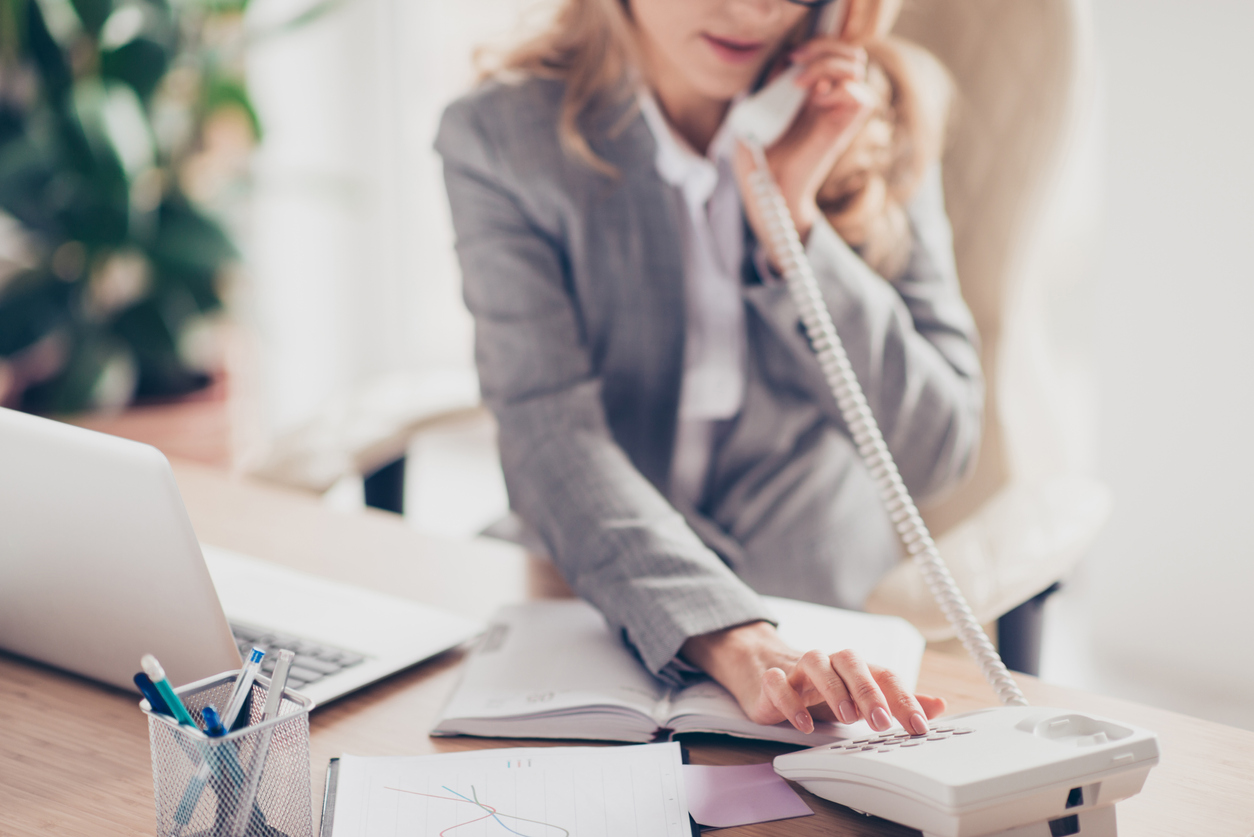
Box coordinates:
[385,784,570,837]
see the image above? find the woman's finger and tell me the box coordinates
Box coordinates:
[916,693,947,719]
[828,648,893,731]
[870,664,930,736]
[763,666,814,733]
[792,39,866,67]
[794,55,867,90]
[808,77,874,112]
[790,649,859,725]
[809,701,839,723]
[786,80,874,165]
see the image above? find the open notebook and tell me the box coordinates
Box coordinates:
[432,597,925,746]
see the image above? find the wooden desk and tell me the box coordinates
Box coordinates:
[3,461,1253,836]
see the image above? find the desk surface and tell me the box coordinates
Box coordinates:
[3,460,1253,837]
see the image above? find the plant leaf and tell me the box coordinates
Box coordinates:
[0,269,73,356]
[68,0,112,36]
[101,37,170,102]
[110,294,209,397]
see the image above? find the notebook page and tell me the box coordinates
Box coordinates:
[432,600,668,733]
[330,743,691,837]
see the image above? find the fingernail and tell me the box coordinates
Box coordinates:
[837,700,857,725]
[870,707,892,731]
[910,713,929,736]
[795,711,814,733]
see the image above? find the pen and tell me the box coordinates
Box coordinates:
[167,654,266,837]
[201,705,227,737]
[230,650,295,837]
[134,672,172,716]
[261,649,294,721]
[141,655,201,729]
[221,647,265,730]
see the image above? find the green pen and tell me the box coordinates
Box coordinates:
[141,654,201,730]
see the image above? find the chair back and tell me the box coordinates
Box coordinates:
[893,0,1100,535]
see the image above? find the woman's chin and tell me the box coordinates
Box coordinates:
[690,72,758,106]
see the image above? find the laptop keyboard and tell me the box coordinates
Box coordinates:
[230,622,367,689]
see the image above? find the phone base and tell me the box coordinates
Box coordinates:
[922,804,1116,837]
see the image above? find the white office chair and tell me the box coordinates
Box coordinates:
[242,368,481,512]
[862,0,1108,672]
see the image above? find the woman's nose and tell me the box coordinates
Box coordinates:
[726,0,790,26]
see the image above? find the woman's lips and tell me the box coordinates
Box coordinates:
[702,33,766,65]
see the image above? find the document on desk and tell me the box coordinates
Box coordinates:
[327,742,691,837]
[432,596,924,746]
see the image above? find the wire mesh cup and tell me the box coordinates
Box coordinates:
[143,671,316,837]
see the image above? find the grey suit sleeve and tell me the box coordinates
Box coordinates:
[751,167,983,503]
[436,99,773,681]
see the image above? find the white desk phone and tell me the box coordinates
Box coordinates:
[728,3,1159,836]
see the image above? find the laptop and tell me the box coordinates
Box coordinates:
[0,406,483,704]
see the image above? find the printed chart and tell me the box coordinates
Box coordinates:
[330,743,690,837]
[384,782,570,837]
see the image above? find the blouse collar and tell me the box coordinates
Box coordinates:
[636,90,739,209]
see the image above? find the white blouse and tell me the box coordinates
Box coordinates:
[636,92,747,510]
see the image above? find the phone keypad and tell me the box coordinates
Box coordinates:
[827,725,975,754]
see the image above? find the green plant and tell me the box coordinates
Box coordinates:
[0,0,259,412]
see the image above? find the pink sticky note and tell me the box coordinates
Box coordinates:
[682,762,814,829]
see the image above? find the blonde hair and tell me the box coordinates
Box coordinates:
[487,0,952,279]
[818,35,953,279]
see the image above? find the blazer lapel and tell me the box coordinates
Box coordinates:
[585,104,687,493]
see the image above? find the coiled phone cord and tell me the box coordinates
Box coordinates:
[745,143,1028,708]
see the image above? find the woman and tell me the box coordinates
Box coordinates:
[435,0,981,737]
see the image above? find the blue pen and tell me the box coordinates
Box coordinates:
[134,672,173,716]
[202,705,227,737]
[221,647,265,730]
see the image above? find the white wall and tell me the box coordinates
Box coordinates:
[1042,0,1254,730]
[241,0,554,437]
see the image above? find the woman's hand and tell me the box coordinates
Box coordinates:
[734,38,876,258]
[681,621,945,735]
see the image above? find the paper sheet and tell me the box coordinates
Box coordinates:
[331,743,691,837]
[682,763,813,829]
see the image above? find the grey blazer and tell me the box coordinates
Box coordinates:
[435,78,983,681]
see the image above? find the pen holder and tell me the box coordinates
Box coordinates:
[143,671,316,837]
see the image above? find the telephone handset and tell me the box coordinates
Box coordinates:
[727,0,849,147]
[728,7,1160,837]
